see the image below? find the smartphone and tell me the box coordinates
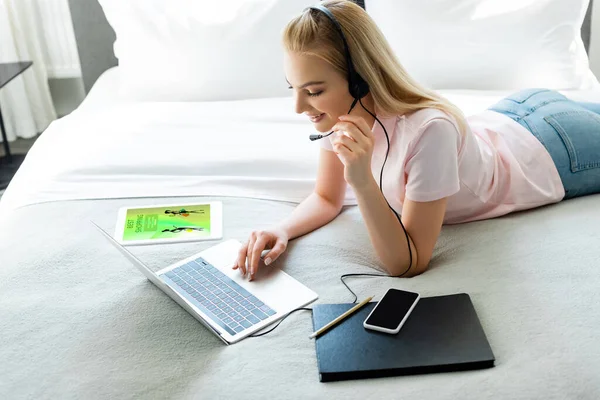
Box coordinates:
[363,288,420,334]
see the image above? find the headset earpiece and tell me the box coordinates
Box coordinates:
[310,5,369,101]
[350,76,370,99]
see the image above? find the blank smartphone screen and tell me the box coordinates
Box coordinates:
[365,289,419,329]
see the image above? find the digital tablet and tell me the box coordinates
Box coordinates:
[114,201,223,245]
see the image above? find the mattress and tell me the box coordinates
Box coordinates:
[0,73,599,398]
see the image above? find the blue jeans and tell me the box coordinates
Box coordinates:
[488,88,600,199]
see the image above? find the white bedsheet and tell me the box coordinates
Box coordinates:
[0,97,329,219]
[2,78,600,219]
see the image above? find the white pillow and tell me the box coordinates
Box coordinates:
[98,0,314,101]
[365,0,599,90]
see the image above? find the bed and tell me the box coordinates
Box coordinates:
[1,0,599,399]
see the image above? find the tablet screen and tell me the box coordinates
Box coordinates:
[121,203,212,242]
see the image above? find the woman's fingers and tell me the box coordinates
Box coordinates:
[335,134,361,151]
[249,234,270,280]
[234,241,249,276]
[333,121,367,147]
[262,240,286,266]
[234,230,289,281]
[338,115,373,139]
[246,232,257,275]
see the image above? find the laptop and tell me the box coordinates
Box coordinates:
[92,221,318,344]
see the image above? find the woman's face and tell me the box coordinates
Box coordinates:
[284,51,356,133]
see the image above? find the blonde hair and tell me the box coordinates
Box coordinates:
[282,0,467,135]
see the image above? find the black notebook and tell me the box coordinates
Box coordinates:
[312,293,495,382]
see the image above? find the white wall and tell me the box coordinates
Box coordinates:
[48,77,85,118]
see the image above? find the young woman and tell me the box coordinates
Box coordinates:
[233,0,600,281]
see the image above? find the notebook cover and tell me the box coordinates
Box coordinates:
[312,293,495,382]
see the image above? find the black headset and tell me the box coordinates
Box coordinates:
[306,4,413,278]
[308,4,369,141]
[250,3,415,338]
[314,5,369,99]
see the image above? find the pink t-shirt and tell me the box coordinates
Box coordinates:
[320,108,565,224]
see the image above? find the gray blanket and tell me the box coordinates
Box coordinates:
[1,195,599,399]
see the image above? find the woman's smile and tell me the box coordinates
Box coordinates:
[307,113,325,123]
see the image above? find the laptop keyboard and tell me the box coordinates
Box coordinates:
[161,257,276,336]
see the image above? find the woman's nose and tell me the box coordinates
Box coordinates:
[294,92,307,114]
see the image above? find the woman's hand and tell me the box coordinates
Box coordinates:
[233,227,289,281]
[331,115,375,189]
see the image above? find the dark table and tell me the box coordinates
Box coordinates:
[0,61,34,190]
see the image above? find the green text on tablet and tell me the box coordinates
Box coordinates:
[114,201,223,245]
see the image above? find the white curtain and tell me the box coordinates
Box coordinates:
[0,0,57,143]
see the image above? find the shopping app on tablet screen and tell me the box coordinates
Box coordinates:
[122,204,211,241]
